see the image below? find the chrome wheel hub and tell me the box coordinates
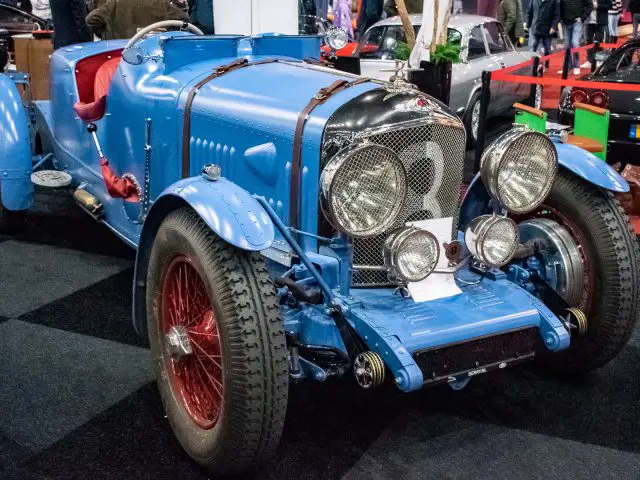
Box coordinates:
[471,101,480,140]
[165,325,193,359]
[518,218,584,305]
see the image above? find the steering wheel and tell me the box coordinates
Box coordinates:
[125,20,204,50]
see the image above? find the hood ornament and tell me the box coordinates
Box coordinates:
[380,60,421,101]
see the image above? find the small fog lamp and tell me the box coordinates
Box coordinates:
[383,227,440,283]
[464,215,518,267]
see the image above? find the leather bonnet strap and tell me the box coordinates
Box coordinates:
[181,58,281,178]
[289,76,369,228]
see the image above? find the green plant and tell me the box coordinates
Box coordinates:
[431,40,462,64]
[395,40,412,61]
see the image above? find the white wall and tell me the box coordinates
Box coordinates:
[213,0,299,35]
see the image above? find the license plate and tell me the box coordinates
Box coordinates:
[630,124,640,139]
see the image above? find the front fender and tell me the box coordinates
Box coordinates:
[159,175,275,251]
[131,175,274,336]
[554,142,629,192]
[0,74,33,211]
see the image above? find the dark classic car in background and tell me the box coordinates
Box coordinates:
[559,39,640,163]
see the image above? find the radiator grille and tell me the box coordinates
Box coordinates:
[350,123,466,286]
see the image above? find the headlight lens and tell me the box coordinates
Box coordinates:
[326,27,349,51]
[383,227,440,283]
[320,143,407,238]
[465,215,518,267]
[481,128,557,214]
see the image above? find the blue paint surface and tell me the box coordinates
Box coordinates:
[1,33,579,390]
[0,74,33,211]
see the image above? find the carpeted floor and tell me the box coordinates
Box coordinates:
[1,137,639,479]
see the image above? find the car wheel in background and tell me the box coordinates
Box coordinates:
[146,208,288,475]
[516,171,640,374]
[463,91,481,148]
[535,85,543,110]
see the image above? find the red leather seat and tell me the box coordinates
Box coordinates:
[73,57,122,122]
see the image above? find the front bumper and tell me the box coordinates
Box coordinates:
[346,270,570,392]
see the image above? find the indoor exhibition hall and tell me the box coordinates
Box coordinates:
[1,0,639,478]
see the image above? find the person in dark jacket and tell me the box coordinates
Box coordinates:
[50,0,91,49]
[528,0,559,54]
[383,0,422,16]
[499,0,525,44]
[630,0,640,38]
[608,0,621,42]
[357,0,383,39]
[585,0,611,43]
[188,0,213,34]
[86,0,189,40]
[559,0,592,71]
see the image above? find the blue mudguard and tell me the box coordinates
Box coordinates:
[554,141,629,192]
[0,74,33,211]
[155,175,275,251]
[460,142,629,230]
[131,175,274,335]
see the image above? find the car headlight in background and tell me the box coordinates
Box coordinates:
[320,143,407,238]
[465,215,518,267]
[480,128,557,214]
[383,227,440,283]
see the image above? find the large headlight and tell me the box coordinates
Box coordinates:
[481,128,557,214]
[383,227,440,283]
[465,215,518,267]
[320,143,407,238]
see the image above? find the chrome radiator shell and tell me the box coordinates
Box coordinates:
[320,91,466,287]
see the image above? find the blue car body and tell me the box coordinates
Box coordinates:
[0,31,626,392]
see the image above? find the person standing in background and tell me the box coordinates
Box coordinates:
[528,0,559,55]
[383,0,422,16]
[559,0,592,74]
[86,0,189,40]
[31,0,51,19]
[629,0,640,37]
[585,0,610,42]
[498,0,525,45]
[608,0,621,42]
[314,0,329,18]
[188,0,214,34]
[333,0,354,40]
[357,0,382,39]
[49,0,91,49]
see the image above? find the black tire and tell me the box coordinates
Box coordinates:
[146,208,288,474]
[533,171,640,373]
[462,91,480,149]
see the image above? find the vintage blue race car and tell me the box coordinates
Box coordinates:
[0,20,638,475]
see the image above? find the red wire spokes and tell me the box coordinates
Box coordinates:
[161,256,223,429]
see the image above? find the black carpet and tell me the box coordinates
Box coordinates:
[2,130,640,479]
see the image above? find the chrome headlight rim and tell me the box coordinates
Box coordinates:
[320,143,407,239]
[480,127,558,215]
[383,226,440,283]
[465,214,519,267]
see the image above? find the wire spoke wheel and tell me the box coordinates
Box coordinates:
[147,208,288,474]
[160,256,222,429]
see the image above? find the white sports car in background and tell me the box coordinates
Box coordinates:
[356,14,535,145]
